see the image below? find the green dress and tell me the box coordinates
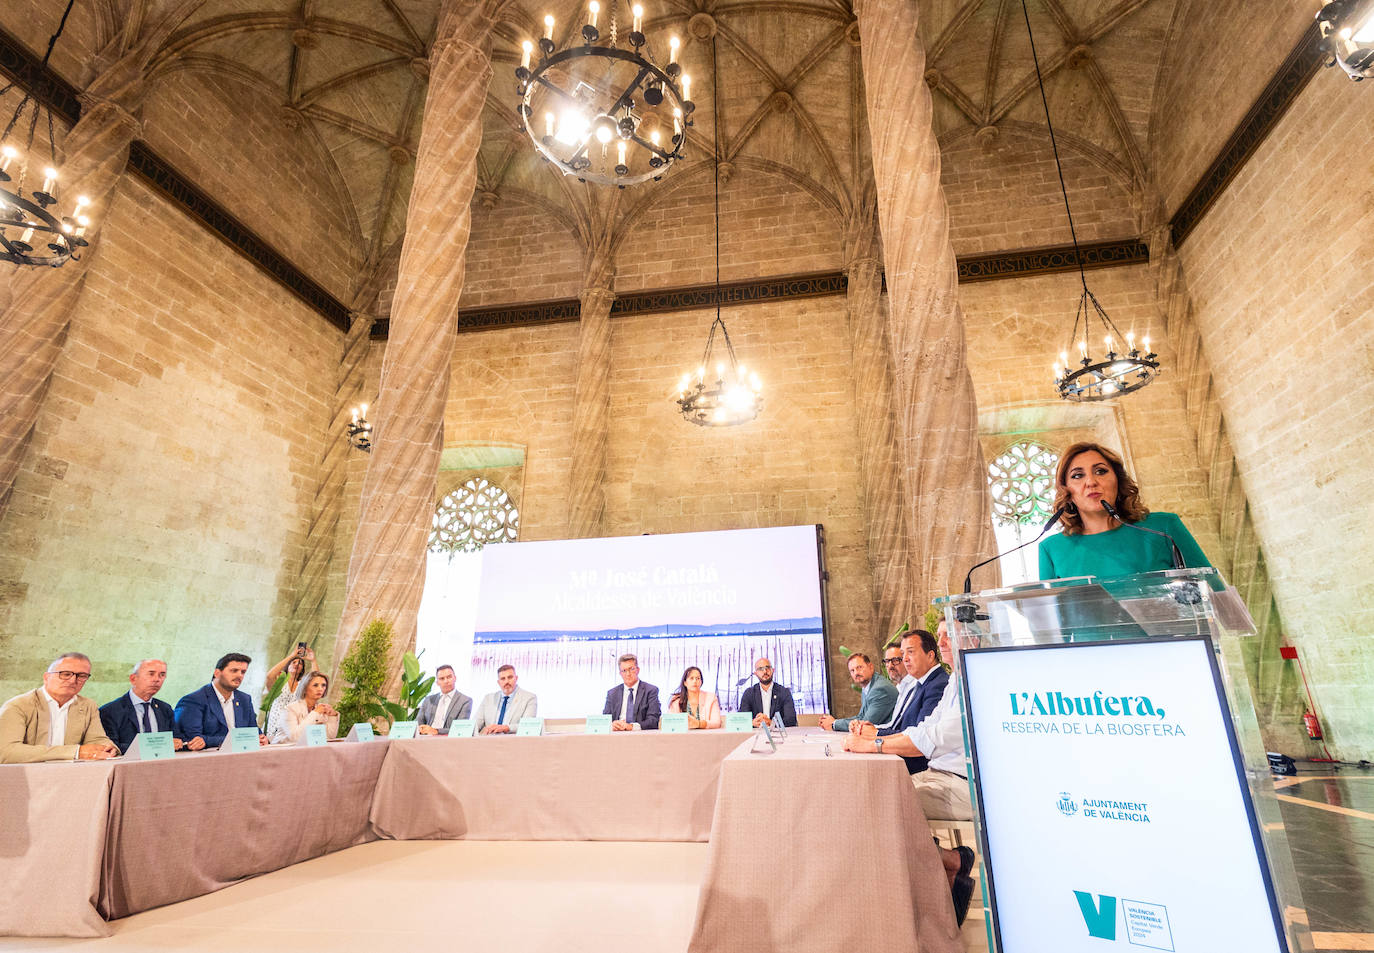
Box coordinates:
[1038,511,1211,581]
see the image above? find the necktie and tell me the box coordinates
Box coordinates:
[497,694,509,725]
[624,687,634,722]
[141,702,152,733]
[891,685,917,727]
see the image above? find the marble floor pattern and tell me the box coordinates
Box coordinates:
[5,768,1370,952]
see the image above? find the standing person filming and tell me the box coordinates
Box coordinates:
[1038,442,1210,581]
[264,644,314,744]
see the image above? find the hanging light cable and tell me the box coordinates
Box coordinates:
[674,33,761,426]
[1019,0,1160,402]
[0,0,92,269]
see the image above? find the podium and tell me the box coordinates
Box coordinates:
[935,569,1308,953]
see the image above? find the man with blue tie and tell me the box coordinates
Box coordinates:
[472,664,538,734]
[603,654,660,731]
[99,659,184,753]
[174,653,265,749]
[819,652,897,732]
[849,630,947,770]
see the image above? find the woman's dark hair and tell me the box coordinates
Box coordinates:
[286,656,306,685]
[670,666,705,715]
[1053,442,1149,535]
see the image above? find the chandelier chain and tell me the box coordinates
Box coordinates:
[1020,0,1088,296]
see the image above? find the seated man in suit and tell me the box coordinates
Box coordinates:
[603,654,660,731]
[852,629,948,771]
[174,653,265,750]
[472,664,537,734]
[819,652,897,732]
[739,657,798,728]
[417,664,473,735]
[844,621,977,924]
[0,652,119,763]
[99,658,184,753]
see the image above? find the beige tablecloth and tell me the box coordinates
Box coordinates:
[98,740,391,919]
[0,760,115,937]
[688,730,964,953]
[371,731,748,842]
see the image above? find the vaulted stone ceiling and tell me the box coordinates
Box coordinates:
[128,0,1181,267]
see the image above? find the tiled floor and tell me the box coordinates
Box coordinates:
[1277,771,1374,952]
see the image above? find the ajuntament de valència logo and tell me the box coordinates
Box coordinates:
[1056,792,1151,823]
[1056,792,1079,816]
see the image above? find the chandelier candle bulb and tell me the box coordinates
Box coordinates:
[19,226,33,244]
[544,112,555,137]
[682,74,691,101]
[669,35,680,64]
[650,129,661,148]
[521,40,533,69]
[544,13,555,39]
[41,168,56,194]
[0,145,15,173]
[1127,331,1136,351]
[632,4,643,33]
[587,1,598,28]
[673,108,682,137]
[617,140,626,165]
[74,215,88,237]
[1143,335,1151,353]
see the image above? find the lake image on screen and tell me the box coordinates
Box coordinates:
[417,525,830,718]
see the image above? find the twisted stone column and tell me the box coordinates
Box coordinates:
[844,208,915,643]
[332,0,498,683]
[855,0,997,608]
[0,65,144,520]
[568,275,615,538]
[283,310,375,666]
[1147,224,1301,741]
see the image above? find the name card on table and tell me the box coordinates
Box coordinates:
[516,718,544,737]
[224,727,261,753]
[725,712,754,732]
[123,731,175,761]
[584,714,613,734]
[660,713,689,733]
[388,721,418,739]
[302,724,329,747]
[447,719,476,738]
[345,722,375,742]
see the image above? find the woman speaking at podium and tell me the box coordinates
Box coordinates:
[1038,442,1211,580]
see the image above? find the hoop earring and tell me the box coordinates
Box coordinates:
[1065,501,1078,516]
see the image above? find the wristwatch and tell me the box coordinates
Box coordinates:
[874,737,884,753]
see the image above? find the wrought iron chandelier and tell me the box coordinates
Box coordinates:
[515,0,696,187]
[1017,0,1159,402]
[675,35,760,427]
[1317,0,1374,80]
[348,403,372,452]
[0,0,91,269]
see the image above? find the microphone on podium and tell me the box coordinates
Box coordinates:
[1100,501,1184,569]
[960,506,1066,595]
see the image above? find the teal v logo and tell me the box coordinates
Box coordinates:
[1073,891,1118,940]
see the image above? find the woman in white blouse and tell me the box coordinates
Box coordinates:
[281,671,339,743]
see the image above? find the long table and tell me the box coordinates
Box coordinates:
[371,731,745,842]
[2,728,960,952]
[689,731,963,953]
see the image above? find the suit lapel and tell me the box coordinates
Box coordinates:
[208,686,228,733]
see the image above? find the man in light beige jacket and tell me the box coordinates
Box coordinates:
[0,652,119,763]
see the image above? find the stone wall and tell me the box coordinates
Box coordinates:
[0,175,341,709]
[1176,74,1374,759]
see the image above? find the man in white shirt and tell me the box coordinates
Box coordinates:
[0,652,119,763]
[844,621,976,923]
[472,664,538,734]
[417,664,473,735]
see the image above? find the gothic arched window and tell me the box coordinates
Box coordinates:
[988,441,1058,527]
[429,477,520,554]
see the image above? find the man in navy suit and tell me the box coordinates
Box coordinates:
[739,657,798,728]
[174,653,264,749]
[873,629,948,773]
[99,658,183,753]
[603,654,660,731]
